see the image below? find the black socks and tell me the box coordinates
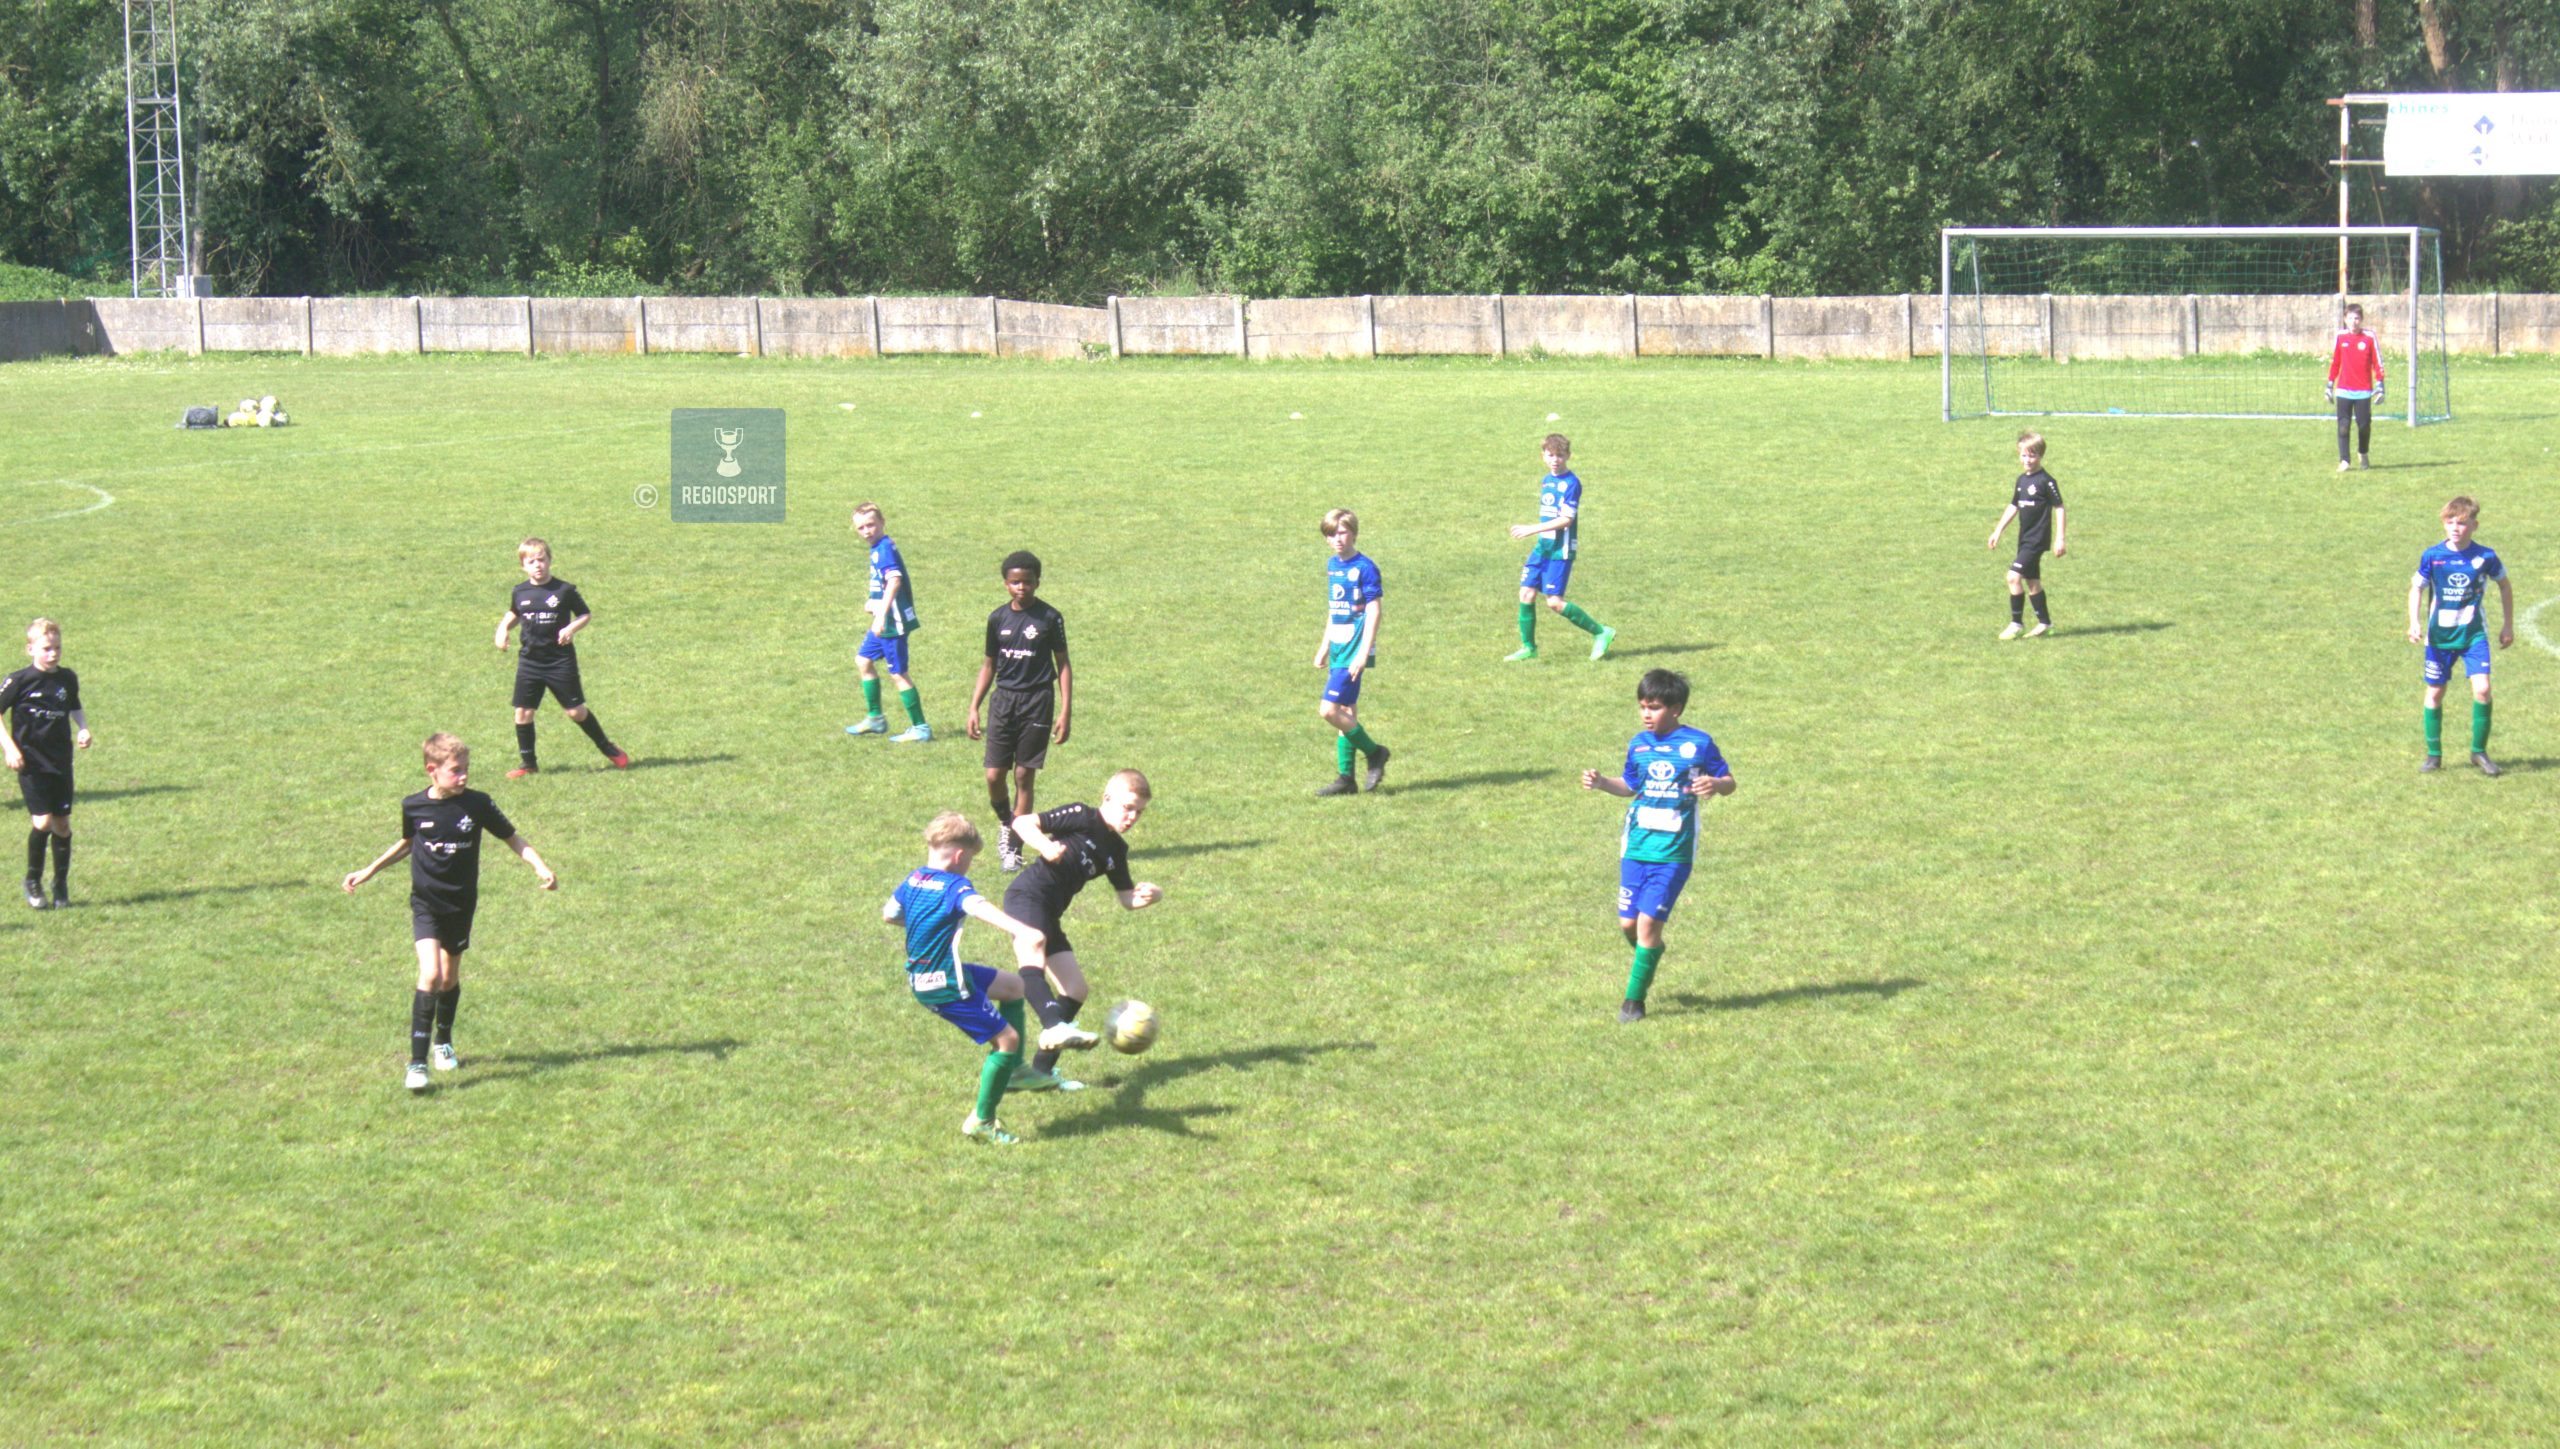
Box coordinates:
[573,710,615,756]
[49,833,68,892]
[1021,967,1066,1028]
[25,827,44,880]
[433,986,460,1044]
[410,990,436,1065]
[2030,590,2051,625]
[1030,995,1084,1077]
[2009,593,2025,624]
[516,722,538,768]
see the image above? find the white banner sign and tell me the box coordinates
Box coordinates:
[2385,93,2560,176]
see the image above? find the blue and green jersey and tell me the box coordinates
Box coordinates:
[2414,542,2504,650]
[1619,725,1730,865]
[1532,471,1582,560]
[1326,552,1383,669]
[868,537,918,637]
[889,866,977,1005]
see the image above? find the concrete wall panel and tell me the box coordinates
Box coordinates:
[1247,297,1366,359]
[2052,295,2185,361]
[90,297,195,354]
[761,298,877,357]
[1505,295,1632,356]
[878,296,991,355]
[996,300,1108,359]
[1638,295,1761,356]
[1120,296,1238,355]
[1376,295,1496,356]
[1777,296,1905,360]
[532,297,639,353]
[423,296,531,353]
[644,296,757,354]
[0,301,105,362]
[311,297,420,355]
[201,297,303,352]
[2499,293,2560,354]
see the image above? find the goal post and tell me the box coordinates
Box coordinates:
[1940,226,2450,425]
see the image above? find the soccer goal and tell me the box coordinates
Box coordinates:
[1941,226,2450,424]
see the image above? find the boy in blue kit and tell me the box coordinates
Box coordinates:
[883,810,1053,1145]
[2407,495,2513,776]
[1314,508,1390,796]
[2,618,93,910]
[1506,434,1615,662]
[846,503,931,743]
[1580,669,1735,1023]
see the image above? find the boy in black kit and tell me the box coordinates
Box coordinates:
[965,550,1073,873]
[2,618,93,909]
[1985,431,2069,639]
[343,732,558,1092]
[1002,769,1163,1093]
[495,537,629,776]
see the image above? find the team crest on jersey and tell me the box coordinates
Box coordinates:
[1024,624,1039,639]
[457,815,475,834]
[546,594,559,607]
[2471,556,2485,568]
[1678,742,1697,759]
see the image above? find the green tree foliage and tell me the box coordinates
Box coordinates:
[0,0,2551,297]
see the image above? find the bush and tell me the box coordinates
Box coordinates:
[0,262,87,300]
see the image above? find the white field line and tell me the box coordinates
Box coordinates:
[2521,596,2560,662]
[1,481,115,526]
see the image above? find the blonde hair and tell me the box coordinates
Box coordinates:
[1320,508,1358,540]
[1542,433,1571,458]
[25,617,59,645]
[924,810,982,850]
[852,503,884,525]
[1107,768,1153,802]
[2443,495,2480,524]
[2016,431,2046,461]
[421,732,467,769]
[518,537,551,563]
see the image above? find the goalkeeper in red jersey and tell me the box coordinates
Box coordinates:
[2327,302,2386,473]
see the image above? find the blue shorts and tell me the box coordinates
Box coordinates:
[1323,667,1363,707]
[1618,859,1693,923]
[2423,638,2491,686]
[858,631,911,675]
[1520,552,1574,597]
[925,963,1010,1044]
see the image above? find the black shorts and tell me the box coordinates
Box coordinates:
[2009,543,2048,582]
[512,652,587,711]
[984,688,1055,771]
[411,904,475,954]
[999,885,1073,959]
[17,770,72,817]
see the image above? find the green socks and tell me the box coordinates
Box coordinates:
[1336,734,1355,775]
[2473,700,2492,752]
[861,677,884,718]
[976,999,1029,1121]
[2424,705,2443,756]
[1626,945,1663,1005]
[1344,725,1381,760]
[1517,603,1537,648]
[1560,601,1605,637]
[899,686,926,727]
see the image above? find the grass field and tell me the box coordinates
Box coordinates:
[6,350,2560,1444]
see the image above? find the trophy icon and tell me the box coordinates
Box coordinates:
[714,427,745,478]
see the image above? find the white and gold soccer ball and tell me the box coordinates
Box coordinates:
[1104,999,1159,1055]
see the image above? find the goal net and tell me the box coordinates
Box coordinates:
[1941,226,2450,424]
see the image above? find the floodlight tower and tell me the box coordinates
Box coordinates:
[124,0,197,298]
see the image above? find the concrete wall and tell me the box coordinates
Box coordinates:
[761,298,877,358]
[533,297,639,354]
[201,297,304,353]
[0,300,105,362]
[14,292,2560,365]
[313,297,424,355]
[423,296,530,353]
[645,296,757,354]
[1506,295,1635,356]
[1120,296,1240,356]
[997,300,1108,360]
[1377,295,1496,356]
[1248,296,1367,359]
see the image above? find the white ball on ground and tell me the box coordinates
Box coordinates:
[1104,1000,1159,1054]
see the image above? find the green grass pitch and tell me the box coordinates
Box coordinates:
[5,351,2560,1443]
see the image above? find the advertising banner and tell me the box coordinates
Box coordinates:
[2384,93,2560,176]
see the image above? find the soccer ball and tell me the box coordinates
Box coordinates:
[1104,999,1159,1054]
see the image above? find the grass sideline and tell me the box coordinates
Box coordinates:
[5,352,2560,1443]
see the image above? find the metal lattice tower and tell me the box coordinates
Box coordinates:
[124,0,195,298]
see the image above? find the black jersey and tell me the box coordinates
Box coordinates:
[984,600,1069,694]
[2011,470,2065,552]
[1006,802,1132,914]
[0,666,82,774]
[402,788,517,915]
[511,579,591,656]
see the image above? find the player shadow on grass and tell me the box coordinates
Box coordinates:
[73,784,193,803]
[100,879,302,907]
[2051,621,2173,640]
[620,753,737,772]
[1663,978,1925,1013]
[1398,767,1562,794]
[1150,838,1269,860]
[2475,756,2560,774]
[1038,1040,1376,1142]
[452,1036,745,1091]
[1601,641,1717,661]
